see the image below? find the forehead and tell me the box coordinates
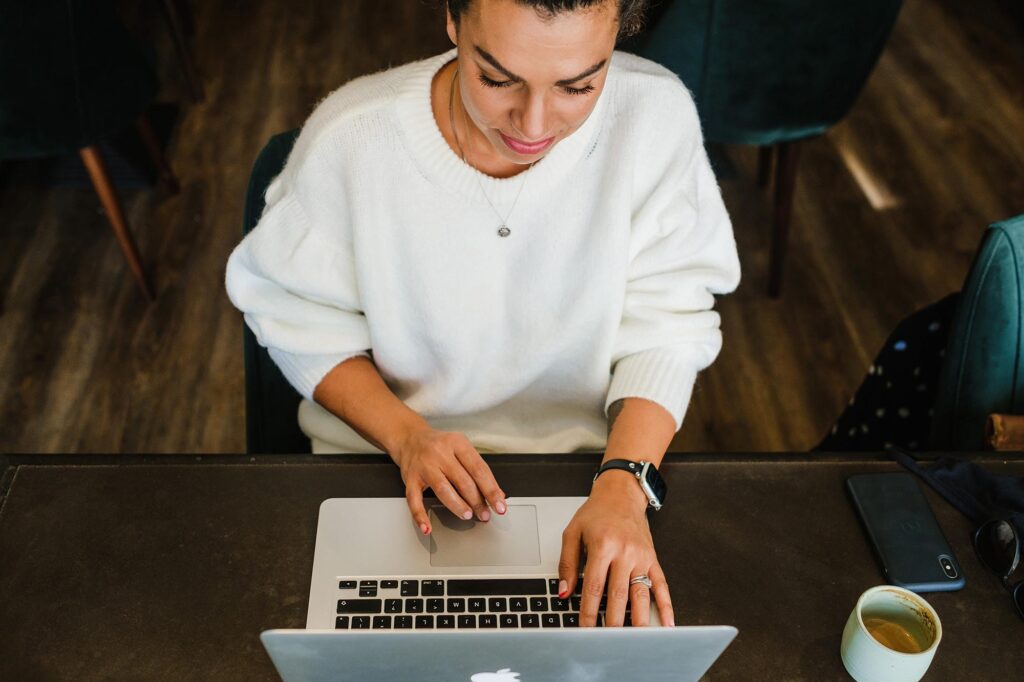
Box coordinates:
[462,0,619,74]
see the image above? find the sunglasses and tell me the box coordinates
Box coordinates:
[972,519,1024,621]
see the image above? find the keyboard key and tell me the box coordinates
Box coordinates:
[335,616,350,629]
[488,598,507,612]
[360,580,378,588]
[509,597,528,612]
[437,615,455,629]
[359,587,378,597]
[573,579,583,596]
[337,599,382,614]
[541,613,560,627]
[479,614,498,628]
[395,616,413,629]
[550,598,570,612]
[422,580,445,596]
[562,613,579,627]
[381,580,399,589]
[548,579,560,595]
[405,599,424,613]
[352,616,371,629]
[385,599,402,614]
[400,581,419,597]
[521,614,539,628]
[415,615,434,629]
[571,597,582,611]
[530,597,548,612]
[447,579,547,596]
[500,614,519,628]
[338,580,357,590]
[373,616,392,629]
[427,599,445,613]
[458,615,477,628]
[447,598,466,613]
[596,613,604,627]
[468,598,487,613]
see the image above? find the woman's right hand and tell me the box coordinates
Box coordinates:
[391,426,507,534]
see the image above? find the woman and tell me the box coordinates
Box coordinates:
[226,0,740,628]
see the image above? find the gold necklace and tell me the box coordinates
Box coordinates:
[448,66,534,238]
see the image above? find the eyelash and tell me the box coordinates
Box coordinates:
[477,73,595,96]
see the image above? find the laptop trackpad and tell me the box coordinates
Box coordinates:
[428,504,541,567]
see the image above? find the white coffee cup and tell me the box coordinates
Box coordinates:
[840,585,942,682]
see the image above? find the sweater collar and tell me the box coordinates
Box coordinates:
[393,48,610,204]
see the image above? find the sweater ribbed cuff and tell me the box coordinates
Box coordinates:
[267,348,370,401]
[605,349,699,433]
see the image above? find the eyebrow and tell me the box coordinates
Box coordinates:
[475,46,607,86]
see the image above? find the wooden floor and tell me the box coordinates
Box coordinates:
[1,0,1022,453]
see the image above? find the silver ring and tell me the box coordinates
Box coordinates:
[629,575,653,589]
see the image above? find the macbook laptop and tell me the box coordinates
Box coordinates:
[261,497,737,681]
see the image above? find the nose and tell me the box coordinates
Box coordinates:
[514,89,549,141]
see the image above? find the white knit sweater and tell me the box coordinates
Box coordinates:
[225,48,741,454]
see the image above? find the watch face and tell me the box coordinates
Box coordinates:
[644,465,667,504]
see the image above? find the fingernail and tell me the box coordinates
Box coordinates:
[479,510,490,521]
[558,580,568,598]
[496,501,507,514]
[462,510,473,520]
[667,618,675,627]
[420,523,429,535]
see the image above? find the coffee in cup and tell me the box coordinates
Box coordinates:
[841,585,942,682]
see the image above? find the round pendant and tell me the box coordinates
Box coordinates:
[497,225,511,238]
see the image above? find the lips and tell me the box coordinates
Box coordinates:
[499,131,555,156]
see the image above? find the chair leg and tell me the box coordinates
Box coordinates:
[135,114,180,194]
[757,145,774,189]
[160,0,204,103]
[79,146,156,300]
[768,141,802,298]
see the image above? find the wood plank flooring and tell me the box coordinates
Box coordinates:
[1,0,1022,453]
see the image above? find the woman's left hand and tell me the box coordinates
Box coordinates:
[557,471,675,628]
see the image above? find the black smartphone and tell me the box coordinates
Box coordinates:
[846,472,965,592]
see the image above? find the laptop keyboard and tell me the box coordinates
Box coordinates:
[335,578,628,630]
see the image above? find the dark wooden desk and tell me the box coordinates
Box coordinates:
[1,453,1021,681]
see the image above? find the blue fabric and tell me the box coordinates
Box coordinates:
[931,215,1024,450]
[633,0,904,145]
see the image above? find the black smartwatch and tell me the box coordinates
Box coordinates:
[592,459,667,511]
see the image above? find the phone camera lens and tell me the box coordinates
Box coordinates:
[939,556,958,578]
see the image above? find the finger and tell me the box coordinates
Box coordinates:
[604,562,632,627]
[405,483,431,535]
[444,462,490,521]
[454,444,507,514]
[425,472,474,521]
[649,562,675,627]
[557,525,582,597]
[629,573,652,627]
[579,553,610,628]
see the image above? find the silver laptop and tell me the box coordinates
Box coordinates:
[261,497,736,681]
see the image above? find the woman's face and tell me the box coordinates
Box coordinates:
[447,0,619,166]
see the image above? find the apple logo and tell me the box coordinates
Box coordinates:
[470,668,520,682]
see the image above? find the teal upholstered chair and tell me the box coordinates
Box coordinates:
[818,214,1024,452]
[633,0,905,296]
[0,0,178,299]
[242,129,311,454]
[930,215,1024,450]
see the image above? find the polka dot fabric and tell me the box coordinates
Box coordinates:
[815,294,960,452]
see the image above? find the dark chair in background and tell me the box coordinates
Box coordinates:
[818,214,1024,452]
[633,0,905,296]
[242,129,311,454]
[0,0,179,300]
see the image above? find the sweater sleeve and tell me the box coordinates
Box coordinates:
[605,88,741,432]
[225,124,371,401]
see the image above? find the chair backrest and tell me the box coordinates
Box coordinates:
[931,214,1024,450]
[242,128,310,454]
[634,0,904,145]
[0,0,158,159]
